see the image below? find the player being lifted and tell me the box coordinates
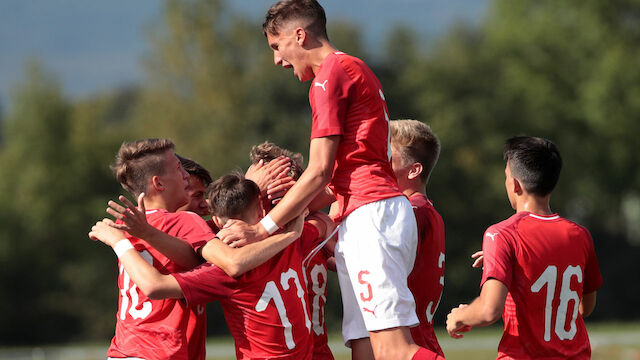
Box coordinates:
[91,172,333,359]
[446,136,602,359]
[218,1,442,359]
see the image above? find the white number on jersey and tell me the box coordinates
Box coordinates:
[310,263,328,335]
[119,250,153,320]
[255,268,311,350]
[426,252,445,323]
[531,265,583,341]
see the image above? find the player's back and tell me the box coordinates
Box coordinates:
[220,222,321,360]
[407,193,445,357]
[108,209,211,360]
[484,212,602,359]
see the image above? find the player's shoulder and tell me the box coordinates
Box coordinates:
[484,212,527,241]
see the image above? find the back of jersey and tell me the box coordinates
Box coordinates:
[220,222,321,360]
[483,213,602,359]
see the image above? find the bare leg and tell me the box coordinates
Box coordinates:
[351,337,374,360]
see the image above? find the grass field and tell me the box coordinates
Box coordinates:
[0,322,638,359]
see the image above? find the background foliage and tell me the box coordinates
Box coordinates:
[0,0,638,344]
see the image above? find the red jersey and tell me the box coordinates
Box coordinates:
[309,52,402,222]
[173,223,323,360]
[107,209,213,360]
[481,212,603,359]
[302,240,334,360]
[407,194,445,357]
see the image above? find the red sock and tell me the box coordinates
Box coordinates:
[411,347,444,360]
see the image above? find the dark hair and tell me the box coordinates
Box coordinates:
[177,154,213,187]
[110,138,175,197]
[390,120,440,183]
[503,136,562,196]
[263,0,328,39]
[208,172,261,219]
[249,141,304,180]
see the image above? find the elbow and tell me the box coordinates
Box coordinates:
[138,280,164,300]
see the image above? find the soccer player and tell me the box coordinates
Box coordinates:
[390,120,445,357]
[248,141,335,360]
[91,173,333,359]
[446,136,603,359]
[218,1,441,359]
[104,138,213,360]
[176,154,212,217]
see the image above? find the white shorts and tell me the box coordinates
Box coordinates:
[335,195,419,346]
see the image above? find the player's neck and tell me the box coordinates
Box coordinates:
[401,185,426,199]
[310,40,338,76]
[144,194,174,213]
[515,194,553,216]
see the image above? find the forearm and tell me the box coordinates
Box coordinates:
[307,187,336,213]
[141,226,202,269]
[201,230,299,277]
[268,168,329,228]
[117,247,183,299]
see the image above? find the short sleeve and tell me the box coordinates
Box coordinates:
[165,212,215,253]
[310,58,354,139]
[582,229,603,294]
[299,221,321,252]
[172,263,235,307]
[481,227,514,289]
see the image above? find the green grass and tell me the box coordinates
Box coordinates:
[0,323,638,359]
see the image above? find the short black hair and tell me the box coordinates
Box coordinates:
[208,172,260,219]
[503,136,562,196]
[177,154,213,187]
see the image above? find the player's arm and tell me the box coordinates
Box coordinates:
[89,219,184,300]
[446,279,508,338]
[218,136,339,244]
[201,209,306,277]
[580,291,597,317]
[107,194,201,269]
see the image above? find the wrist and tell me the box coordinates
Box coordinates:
[113,239,134,258]
[259,214,279,236]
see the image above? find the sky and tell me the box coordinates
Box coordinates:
[0,0,488,110]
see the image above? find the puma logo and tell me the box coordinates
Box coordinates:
[485,232,498,241]
[363,305,378,318]
[314,80,328,91]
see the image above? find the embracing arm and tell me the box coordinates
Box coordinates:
[107,194,201,269]
[201,210,306,277]
[89,220,183,300]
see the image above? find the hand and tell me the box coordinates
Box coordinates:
[106,193,154,239]
[471,250,484,268]
[217,221,266,248]
[89,219,127,247]
[266,176,296,204]
[245,157,291,195]
[446,304,472,339]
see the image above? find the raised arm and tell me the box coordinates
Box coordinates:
[218,136,339,245]
[107,194,201,269]
[90,219,183,300]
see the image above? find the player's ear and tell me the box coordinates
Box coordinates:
[212,216,226,230]
[151,175,164,192]
[408,162,423,180]
[513,178,524,195]
[295,27,306,45]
